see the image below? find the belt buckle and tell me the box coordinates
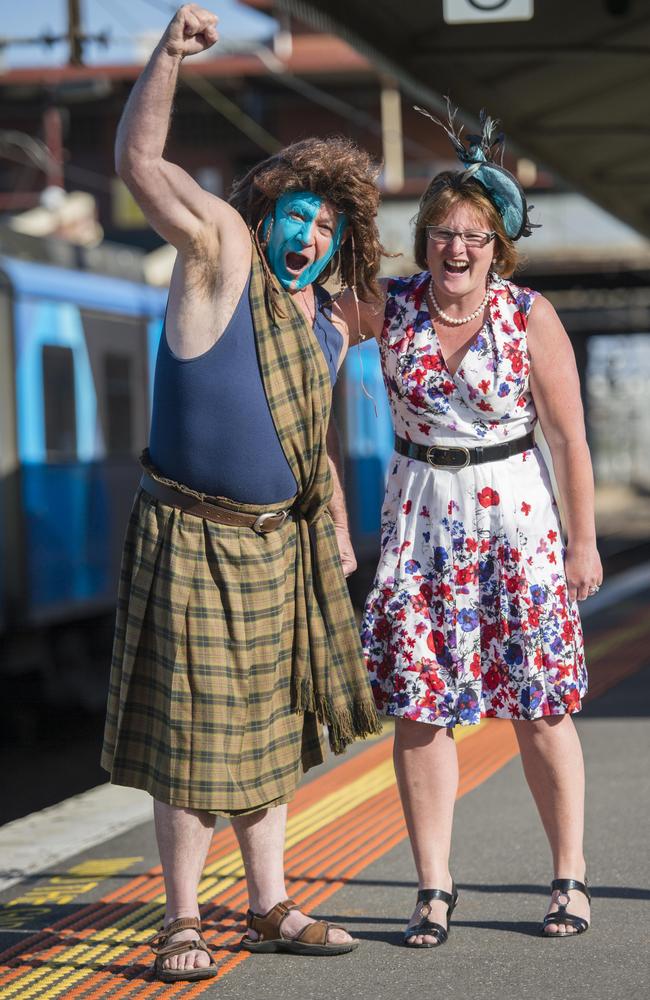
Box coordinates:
[425,445,470,470]
[252,509,288,534]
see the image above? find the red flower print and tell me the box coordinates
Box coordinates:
[477,399,494,412]
[427,630,445,655]
[562,688,581,711]
[484,665,501,690]
[548,552,557,565]
[421,353,443,371]
[421,668,445,693]
[478,487,500,508]
[513,310,525,332]
[470,652,481,679]
[548,530,558,542]
[419,583,433,602]
[562,620,574,643]
[442,380,455,395]
[478,379,491,394]
[456,566,477,585]
[466,537,478,552]
[418,423,431,435]
[521,501,531,516]
[402,500,412,514]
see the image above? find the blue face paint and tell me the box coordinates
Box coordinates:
[263,191,347,291]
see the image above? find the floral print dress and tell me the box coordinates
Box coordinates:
[361,271,587,727]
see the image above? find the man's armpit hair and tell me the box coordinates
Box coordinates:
[184,229,221,298]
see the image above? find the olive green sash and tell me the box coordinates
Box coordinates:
[249,243,381,752]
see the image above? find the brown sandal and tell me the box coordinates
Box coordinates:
[150,916,219,983]
[240,898,359,956]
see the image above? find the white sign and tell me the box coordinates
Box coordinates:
[443,0,534,23]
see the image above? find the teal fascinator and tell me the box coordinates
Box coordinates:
[416,99,538,241]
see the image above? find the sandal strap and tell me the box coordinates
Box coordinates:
[153,937,212,960]
[405,919,448,944]
[295,919,342,946]
[551,878,591,901]
[417,886,456,907]
[543,911,589,933]
[246,898,299,941]
[150,916,202,952]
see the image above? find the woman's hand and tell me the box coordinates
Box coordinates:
[162,4,219,60]
[564,540,603,602]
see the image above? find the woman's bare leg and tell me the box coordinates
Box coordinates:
[393,718,459,945]
[513,714,590,934]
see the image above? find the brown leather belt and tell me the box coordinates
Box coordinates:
[394,429,535,469]
[140,470,293,534]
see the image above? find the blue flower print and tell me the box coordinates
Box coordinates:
[497,382,511,397]
[504,643,524,666]
[530,584,545,605]
[404,559,421,575]
[433,547,448,572]
[458,608,480,632]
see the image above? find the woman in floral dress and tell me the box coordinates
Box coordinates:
[336,109,602,947]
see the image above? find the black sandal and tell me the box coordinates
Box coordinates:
[403,884,458,948]
[541,878,591,937]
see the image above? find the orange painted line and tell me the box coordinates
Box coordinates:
[3,610,647,998]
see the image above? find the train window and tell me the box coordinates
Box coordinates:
[42,345,77,459]
[104,353,133,455]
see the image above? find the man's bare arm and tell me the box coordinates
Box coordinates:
[326,418,357,577]
[115,4,246,252]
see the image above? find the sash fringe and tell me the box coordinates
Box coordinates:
[292,677,382,753]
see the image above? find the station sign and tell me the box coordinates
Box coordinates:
[443,0,534,23]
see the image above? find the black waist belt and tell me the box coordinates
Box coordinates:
[394,430,535,470]
[140,471,293,533]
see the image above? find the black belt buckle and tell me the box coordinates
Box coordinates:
[425,445,471,470]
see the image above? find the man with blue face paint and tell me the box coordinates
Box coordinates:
[263,192,348,292]
[101,4,385,984]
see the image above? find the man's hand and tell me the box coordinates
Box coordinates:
[334,524,358,577]
[162,4,219,60]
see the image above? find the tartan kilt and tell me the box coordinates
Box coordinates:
[101,487,326,815]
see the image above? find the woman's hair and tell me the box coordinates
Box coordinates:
[229,136,385,302]
[414,171,519,278]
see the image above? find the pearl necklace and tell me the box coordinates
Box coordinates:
[429,285,490,326]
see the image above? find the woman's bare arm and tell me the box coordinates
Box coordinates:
[528,295,603,600]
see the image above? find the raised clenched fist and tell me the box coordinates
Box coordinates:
[162,5,219,59]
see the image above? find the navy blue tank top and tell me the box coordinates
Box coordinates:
[148,276,343,504]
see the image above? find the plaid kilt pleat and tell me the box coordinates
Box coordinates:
[101,488,325,815]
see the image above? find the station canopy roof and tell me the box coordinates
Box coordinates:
[278,0,650,239]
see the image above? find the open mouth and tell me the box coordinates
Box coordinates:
[285,251,310,273]
[444,260,469,274]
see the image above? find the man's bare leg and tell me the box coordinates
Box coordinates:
[232,804,351,944]
[154,800,214,972]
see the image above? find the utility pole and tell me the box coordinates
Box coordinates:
[67,0,84,65]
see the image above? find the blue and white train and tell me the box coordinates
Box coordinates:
[0,254,392,652]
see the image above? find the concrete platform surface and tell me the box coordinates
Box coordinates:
[0,579,648,1000]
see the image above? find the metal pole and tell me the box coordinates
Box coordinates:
[67,0,83,65]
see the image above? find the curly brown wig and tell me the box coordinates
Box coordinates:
[414,171,519,278]
[229,136,385,303]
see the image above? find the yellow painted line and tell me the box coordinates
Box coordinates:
[587,617,650,661]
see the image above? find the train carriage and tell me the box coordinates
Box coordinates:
[0,256,167,633]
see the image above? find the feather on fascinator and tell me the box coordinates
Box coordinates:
[416,98,538,240]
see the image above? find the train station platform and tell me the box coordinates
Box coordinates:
[0,571,648,1000]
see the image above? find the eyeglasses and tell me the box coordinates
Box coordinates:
[426,226,496,248]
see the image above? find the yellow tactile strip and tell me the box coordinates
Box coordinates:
[1,608,647,998]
